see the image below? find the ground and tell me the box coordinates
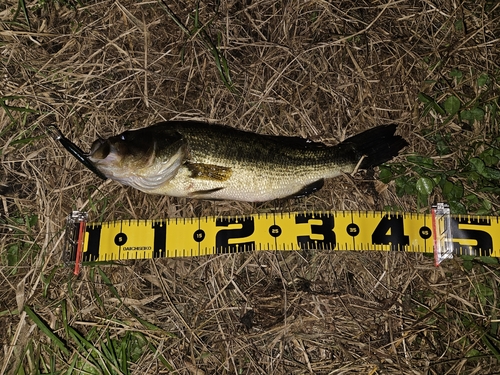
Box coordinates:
[1,0,500,374]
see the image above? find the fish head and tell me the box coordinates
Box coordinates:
[89,131,156,168]
[88,128,186,191]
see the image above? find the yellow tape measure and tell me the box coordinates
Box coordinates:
[64,204,500,274]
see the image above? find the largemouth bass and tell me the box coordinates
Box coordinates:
[57,121,407,202]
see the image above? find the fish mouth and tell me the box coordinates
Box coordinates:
[89,138,111,160]
[48,125,108,180]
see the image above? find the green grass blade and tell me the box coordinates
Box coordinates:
[18,0,31,29]
[147,341,175,371]
[66,325,91,354]
[120,333,130,375]
[102,330,120,369]
[159,0,234,91]
[67,326,123,375]
[158,0,190,35]
[24,305,70,356]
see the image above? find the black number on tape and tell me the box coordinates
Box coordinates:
[371,214,409,251]
[152,221,167,258]
[85,225,102,261]
[450,217,493,256]
[215,217,255,253]
[295,213,336,250]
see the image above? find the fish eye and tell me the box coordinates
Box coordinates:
[120,131,132,141]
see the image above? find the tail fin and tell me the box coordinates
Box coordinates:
[341,124,408,169]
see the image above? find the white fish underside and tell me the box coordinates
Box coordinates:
[94,144,352,202]
[150,161,349,201]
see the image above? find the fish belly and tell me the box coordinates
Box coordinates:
[147,164,337,202]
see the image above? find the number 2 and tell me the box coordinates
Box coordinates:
[215,218,255,253]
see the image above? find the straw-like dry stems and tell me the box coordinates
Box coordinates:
[1,0,500,374]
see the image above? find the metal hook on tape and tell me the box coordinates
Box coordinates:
[431,203,454,266]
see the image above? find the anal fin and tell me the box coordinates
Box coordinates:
[289,179,324,198]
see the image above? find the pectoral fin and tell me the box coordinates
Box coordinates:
[290,179,324,198]
[186,162,232,181]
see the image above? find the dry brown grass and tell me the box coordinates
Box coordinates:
[1,0,500,374]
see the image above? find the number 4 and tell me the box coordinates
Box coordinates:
[371,215,409,251]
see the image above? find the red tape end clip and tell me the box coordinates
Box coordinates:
[63,211,88,275]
